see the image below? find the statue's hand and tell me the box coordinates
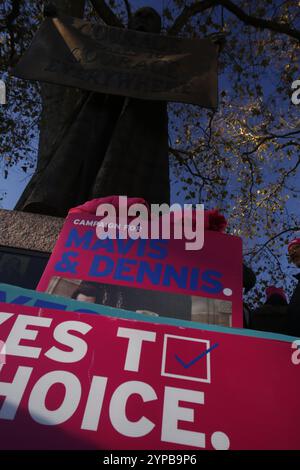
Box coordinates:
[207,32,228,55]
[44,3,58,18]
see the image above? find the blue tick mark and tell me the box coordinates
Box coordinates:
[175,342,219,369]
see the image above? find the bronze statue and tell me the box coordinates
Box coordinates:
[14,5,219,217]
[15,7,170,217]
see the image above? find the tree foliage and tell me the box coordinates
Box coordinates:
[0,0,300,307]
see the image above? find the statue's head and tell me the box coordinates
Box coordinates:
[128,7,161,34]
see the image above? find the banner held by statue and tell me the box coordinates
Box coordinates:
[14,16,218,108]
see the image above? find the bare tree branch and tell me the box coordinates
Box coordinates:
[265,246,285,277]
[220,0,300,41]
[89,0,123,27]
[254,158,300,210]
[169,147,218,183]
[242,129,300,157]
[169,0,300,42]
[168,0,214,35]
[123,0,132,22]
[249,227,300,260]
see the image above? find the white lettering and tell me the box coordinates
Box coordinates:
[0,312,13,326]
[45,320,92,363]
[28,370,81,425]
[291,339,300,365]
[109,381,157,437]
[162,387,205,448]
[5,315,52,358]
[291,79,300,105]
[0,366,33,420]
[81,376,108,430]
[117,327,156,372]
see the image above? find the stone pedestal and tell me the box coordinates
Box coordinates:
[0,209,64,253]
[0,209,64,289]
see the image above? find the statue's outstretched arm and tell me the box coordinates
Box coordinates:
[89,0,123,27]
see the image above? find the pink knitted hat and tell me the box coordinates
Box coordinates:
[265,286,287,302]
[288,238,300,252]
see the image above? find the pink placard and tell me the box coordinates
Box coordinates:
[0,303,299,450]
[37,214,243,328]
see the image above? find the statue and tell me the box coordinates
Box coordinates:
[15,7,169,217]
[14,6,219,217]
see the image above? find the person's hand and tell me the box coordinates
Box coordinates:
[136,310,159,318]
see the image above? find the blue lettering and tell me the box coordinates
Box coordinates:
[201,270,223,293]
[190,267,200,290]
[65,228,93,249]
[0,291,31,305]
[74,308,98,314]
[136,261,162,285]
[34,300,67,310]
[55,252,79,274]
[136,239,147,257]
[89,255,114,277]
[0,290,7,303]
[162,264,188,289]
[149,240,168,259]
[114,258,136,282]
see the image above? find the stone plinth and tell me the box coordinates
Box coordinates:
[0,209,64,253]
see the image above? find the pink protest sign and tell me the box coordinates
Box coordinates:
[0,303,298,450]
[37,213,243,328]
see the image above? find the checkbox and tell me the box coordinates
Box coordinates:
[161,334,211,383]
